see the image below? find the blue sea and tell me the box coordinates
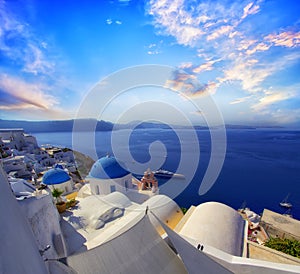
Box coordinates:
[34,128,300,220]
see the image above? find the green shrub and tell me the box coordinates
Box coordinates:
[181,207,188,214]
[265,237,300,258]
[51,188,64,205]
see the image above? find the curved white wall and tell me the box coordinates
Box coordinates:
[48,179,73,194]
[179,202,245,256]
[89,173,132,195]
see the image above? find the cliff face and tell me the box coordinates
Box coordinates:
[73,150,95,178]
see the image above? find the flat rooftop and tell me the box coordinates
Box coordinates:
[261,209,300,239]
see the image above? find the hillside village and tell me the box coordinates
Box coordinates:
[1,128,300,274]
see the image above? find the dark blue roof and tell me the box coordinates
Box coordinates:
[89,156,130,179]
[42,168,70,185]
[54,164,64,170]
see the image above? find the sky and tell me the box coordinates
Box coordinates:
[0,0,299,126]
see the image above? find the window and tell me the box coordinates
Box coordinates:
[110,185,116,193]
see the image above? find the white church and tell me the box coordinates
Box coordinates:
[87,156,133,195]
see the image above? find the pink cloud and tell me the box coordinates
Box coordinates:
[246,42,271,55]
[207,25,234,41]
[237,39,257,51]
[0,74,57,110]
[265,31,300,48]
[251,90,294,111]
[179,62,193,69]
[192,60,218,73]
[241,2,260,20]
[165,70,218,97]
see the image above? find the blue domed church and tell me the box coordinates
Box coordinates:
[87,156,133,195]
[42,167,73,193]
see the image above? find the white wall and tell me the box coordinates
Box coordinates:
[179,202,246,257]
[48,180,73,194]
[0,166,48,273]
[144,195,184,235]
[2,157,26,173]
[89,173,132,195]
[24,135,38,148]
[18,192,67,259]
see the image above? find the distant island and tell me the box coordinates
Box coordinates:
[0,118,284,133]
[0,119,113,133]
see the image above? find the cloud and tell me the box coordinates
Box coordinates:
[265,31,300,48]
[207,25,234,41]
[246,42,270,55]
[0,2,55,77]
[220,52,300,93]
[106,18,113,25]
[219,58,269,92]
[0,1,80,120]
[179,62,193,69]
[251,90,294,112]
[245,81,300,124]
[148,0,205,46]
[237,39,257,51]
[148,0,263,46]
[23,44,55,75]
[148,0,300,125]
[106,19,122,25]
[0,73,74,120]
[177,59,221,76]
[230,96,252,104]
[147,50,160,55]
[0,74,57,110]
[269,109,300,124]
[146,42,162,55]
[192,59,219,73]
[165,70,218,97]
[241,2,260,20]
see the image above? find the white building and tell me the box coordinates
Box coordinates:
[175,202,247,257]
[0,128,38,153]
[2,155,32,179]
[88,156,133,195]
[61,191,184,253]
[0,165,49,273]
[0,137,12,157]
[45,147,75,164]
[34,149,56,167]
[8,177,36,198]
[1,162,300,274]
[42,167,73,194]
[2,155,27,173]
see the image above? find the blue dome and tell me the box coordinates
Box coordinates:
[89,156,130,179]
[42,168,71,185]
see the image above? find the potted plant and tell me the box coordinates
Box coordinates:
[52,188,66,213]
[66,198,77,209]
